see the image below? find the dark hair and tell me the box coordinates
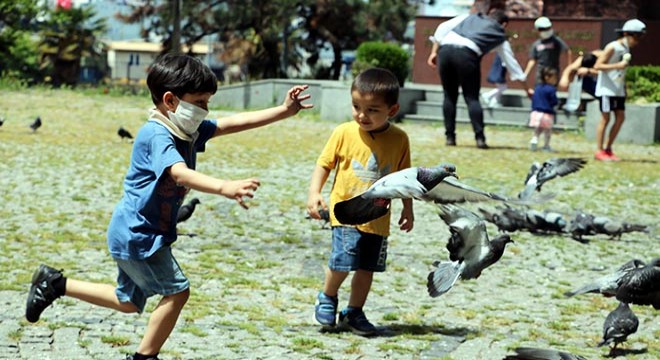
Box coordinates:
[147,53,218,105]
[351,67,399,106]
[488,9,509,25]
[541,67,558,84]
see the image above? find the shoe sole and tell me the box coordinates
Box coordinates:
[338,322,377,337]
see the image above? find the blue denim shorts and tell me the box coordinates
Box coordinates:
[328,226,388,272]
[114,246,189,313]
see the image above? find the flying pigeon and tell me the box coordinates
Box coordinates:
[177,198,201,223]
[568,211,649,241]
[29,116,42,132]
[615,258,660,309]
[427,204,514,297]
[517,158,587,201]
[503,347,587,360]
[597,302,639,356]
[118,126,133,141]
[564,258,645,298]
[333,163,457,225]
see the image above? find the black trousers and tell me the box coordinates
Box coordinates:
[437,45,485,141]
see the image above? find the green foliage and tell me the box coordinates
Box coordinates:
[0,0,42,82]
[352,41,410,86]
[626,65,660,102]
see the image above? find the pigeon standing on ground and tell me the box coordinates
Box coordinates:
[29,116,42,132]
[615,258,660,309]
[568,211,649,241]
[0,116,4,127]
[517,157,587,200]
[427,204,514,297]
[479,206,567,234]
[177,198,201,223]
[564,259,646,298]
[333,163,457,225]
[118,126,133,141]
[503,347,587,360]
[597,302,639,355]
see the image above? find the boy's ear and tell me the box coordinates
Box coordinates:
[388,103,400,117]
[163,91,177,111]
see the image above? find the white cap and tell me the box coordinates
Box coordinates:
[618,19,646,34]
[534,17,552,29]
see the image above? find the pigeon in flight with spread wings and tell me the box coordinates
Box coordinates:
[563,258,660,309]
[598,302,639,356]
[426,204,514,298]
[517,157,587,201]
[334,163,516,225]
[503,347,587,360]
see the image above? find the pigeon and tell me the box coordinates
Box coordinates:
[517,158,587,201]
[177,198,201,223]
[479,206,567,234]
[306,208,330,228]
[564,258,646,298]
[333,163,457,225]
[118,126,133,141]
[29,116,42,132]
[568,211,649,241]
[0,116,4,127]
[503,347,587,360]
[615,258,660,309]
[597,302,639,355]
[427,204,514,297]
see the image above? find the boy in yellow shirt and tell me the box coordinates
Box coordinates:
[306,67,414,336]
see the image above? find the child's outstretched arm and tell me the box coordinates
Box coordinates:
[213,85,313,137]
[398,198,414,232]
[169,162,260,209]
[306,165,330,219]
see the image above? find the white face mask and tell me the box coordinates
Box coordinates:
[539,29,553,40]
[167,98,209,135]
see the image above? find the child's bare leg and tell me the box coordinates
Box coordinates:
[65,279,138,313]
[596,112,611,151]
[348,270,373,308]
[605,110,625,149]
[543,128,552,147]
[137,289,190,355]
[323,268,349,296]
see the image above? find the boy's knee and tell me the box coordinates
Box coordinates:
[169,288,190,305]
[118,302,140,314]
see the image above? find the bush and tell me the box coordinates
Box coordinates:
[351,41,410,87]
[626,66,660,102]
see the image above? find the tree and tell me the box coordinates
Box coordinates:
[38,4,107,86]
[0,0,41,82]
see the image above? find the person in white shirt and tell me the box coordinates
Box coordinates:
[427,8,530,149]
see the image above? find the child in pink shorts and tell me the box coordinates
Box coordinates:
[529,67,559,151]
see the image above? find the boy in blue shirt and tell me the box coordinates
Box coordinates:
[25,53,312,360]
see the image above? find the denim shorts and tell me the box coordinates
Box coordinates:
[114,246,189,313]
[328,226,388,272]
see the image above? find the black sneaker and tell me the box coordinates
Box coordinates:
[26,264,63,323]
[125,354,160,360]
[446,137,456,146]
[476,139,489,149]
[338,308,378,336]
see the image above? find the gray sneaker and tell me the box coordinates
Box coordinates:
[338,308,378,336]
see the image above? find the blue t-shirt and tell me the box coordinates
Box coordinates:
[531,83,558,115]
[107,119,216,260]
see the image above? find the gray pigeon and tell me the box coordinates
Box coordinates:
[564,259,646,298]
[568,211,649,241]
[479,206,567,234]
[503,347,587,360]
[334,163,457,225]
[427,204,514,297]
[29,116,42,132]
[615,258,660,309]
[597,302,639,355]
[177,198,200,223]
[518,158,587,200]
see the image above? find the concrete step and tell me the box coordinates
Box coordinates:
[409,101,581,130]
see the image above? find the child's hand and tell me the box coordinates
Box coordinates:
[284,85,314,114]
[222,178,261,209]
[398,207,414,232]
[306,193,327,220]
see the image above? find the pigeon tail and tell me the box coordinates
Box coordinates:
[564,282,603,298]
[334,196,390,225]
[427,261,463,298]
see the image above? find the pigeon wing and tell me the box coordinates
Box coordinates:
[536,158,587,185]
[425,177,508,204]
[362,167,426,199]
[616,260,660,308]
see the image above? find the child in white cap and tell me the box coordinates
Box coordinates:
[524,16,572,86]
[593,19,646,161]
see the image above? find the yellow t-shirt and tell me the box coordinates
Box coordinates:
[318,121,411,236]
